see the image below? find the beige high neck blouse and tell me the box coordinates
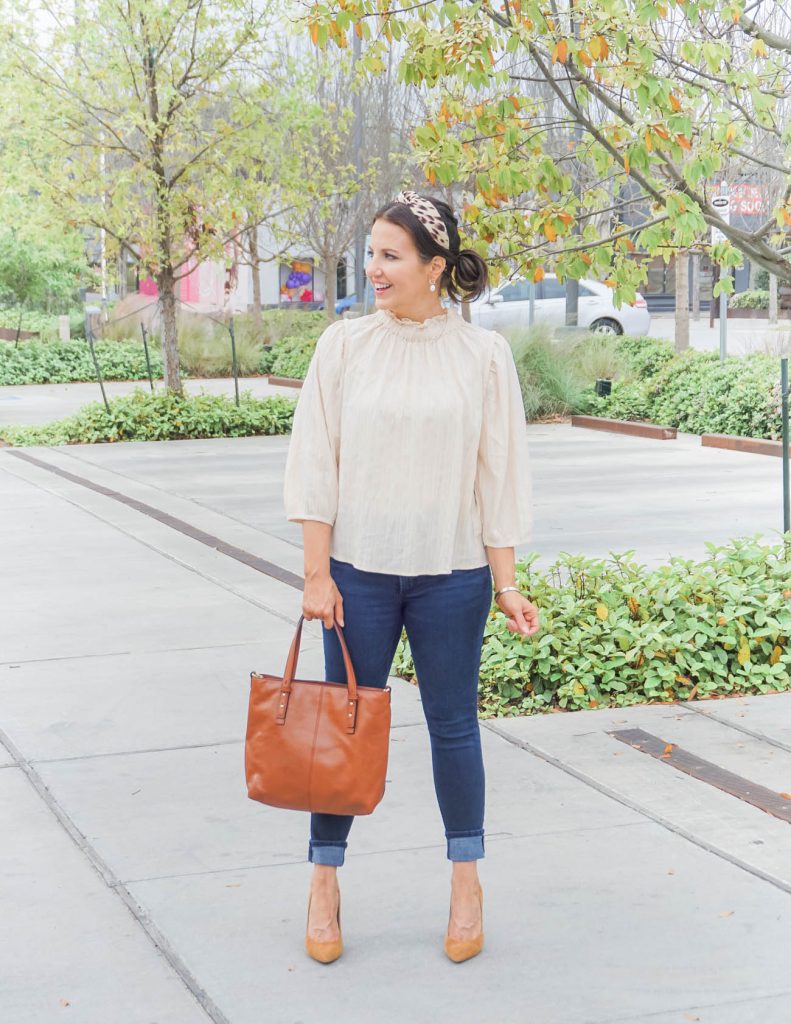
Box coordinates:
[283,305,533,576]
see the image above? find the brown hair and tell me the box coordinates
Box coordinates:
[373,194,489,304]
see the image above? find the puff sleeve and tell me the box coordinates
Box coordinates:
[474,333,533,547]
[283,318,346,526]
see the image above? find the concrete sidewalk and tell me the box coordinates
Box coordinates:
[0,376,296,426]
[1,436,790,1024]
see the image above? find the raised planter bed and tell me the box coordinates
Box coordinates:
[571,415,677,440]
[0,328,40,342]
[267,375,303,388]
[702,433,791,457]
[726,308,770,319]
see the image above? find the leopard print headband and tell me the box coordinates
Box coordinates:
[393,191,450,250]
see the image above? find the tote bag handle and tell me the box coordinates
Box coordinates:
[282,615,358,700]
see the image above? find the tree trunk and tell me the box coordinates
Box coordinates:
[769,274,778,325]
[247,225,263,338]
[157,268,182,393]
[691,253,700,321]
[674,251,689,352]
[323,255,338,321]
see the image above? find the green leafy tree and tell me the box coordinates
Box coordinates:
[274,48,416,317]
[0,229,88,341]
[2,0,306,392]
[305,0,791,306]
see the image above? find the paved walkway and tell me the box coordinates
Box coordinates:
[0,376,295,426]
[1,433,790,1023]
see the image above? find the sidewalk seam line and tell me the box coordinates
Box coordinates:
[1,453,301,628]
[0,724,231,1024]
[482,720,791,897]
[51,443,301,548]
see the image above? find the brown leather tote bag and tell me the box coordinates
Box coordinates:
[245,615,392,815]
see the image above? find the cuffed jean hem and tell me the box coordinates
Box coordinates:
[446,832,485,862]
[308,840,347,867]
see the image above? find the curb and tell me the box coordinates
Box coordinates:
[702,433,791,458]
[571,415,677,440]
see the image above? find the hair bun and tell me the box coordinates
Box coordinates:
[452,248,489,303]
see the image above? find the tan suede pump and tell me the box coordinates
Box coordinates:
[444,888,484,963]
[305,888,343,964]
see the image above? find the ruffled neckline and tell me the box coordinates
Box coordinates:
[375,306,457,342]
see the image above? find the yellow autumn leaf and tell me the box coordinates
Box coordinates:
[725,124,736,143]
[310,20,319,44]
[737,641,750,666]
[770,645,782,665]
[623,155,630,173]
[596,603,609,621]
[578,49,592,67]
[717,615,727,625]
[544,222,557,242]
[532,266,545,283]
[669,93,682,112]
[677,134,692,151]
[552,39,568,63]
[589,35,608,59]
[644,131,653,152]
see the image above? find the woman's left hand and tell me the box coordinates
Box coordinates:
[495,591,540,637]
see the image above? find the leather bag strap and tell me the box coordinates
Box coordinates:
[277,615,359,730]
[282,615,358,699]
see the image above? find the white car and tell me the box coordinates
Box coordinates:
[469,274,650,336]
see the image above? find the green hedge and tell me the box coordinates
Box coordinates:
[729,289,769,310]
[0,306,84,338]
[0,339,165,386]
[392,536,791,717]
[0,309,329,385]
[601,345,783,440]
[0,389,295,446]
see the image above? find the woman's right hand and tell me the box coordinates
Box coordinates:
[302,572,345,630]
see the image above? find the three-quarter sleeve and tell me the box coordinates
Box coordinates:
[474,333,533,547]
[283,318,346,526]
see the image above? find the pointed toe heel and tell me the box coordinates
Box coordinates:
[305,890,343,964]
[444,889,484,964]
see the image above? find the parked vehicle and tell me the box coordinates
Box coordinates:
[468,275,650,336]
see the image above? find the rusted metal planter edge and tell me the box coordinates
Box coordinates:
[702,433,790,457]
[571,415,677,440]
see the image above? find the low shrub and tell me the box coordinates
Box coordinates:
[729,289,770,310]
[392,536,791,717]
[0,306,85,341]
[0,338,165,386]
[264,333,319,379]
[649,351,781,439]
[614,335,675,380]
[600,349,783,439]
[0,388,295,446]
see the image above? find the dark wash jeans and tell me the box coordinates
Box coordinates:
[309,555,493,866]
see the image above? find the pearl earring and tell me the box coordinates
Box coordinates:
[429,280,436,292]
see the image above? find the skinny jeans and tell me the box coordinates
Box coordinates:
[309,555,492,866]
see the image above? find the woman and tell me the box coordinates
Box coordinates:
[283,190,540,965]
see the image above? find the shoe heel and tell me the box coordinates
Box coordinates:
[305,888,343,964]
[444,888,484,963]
